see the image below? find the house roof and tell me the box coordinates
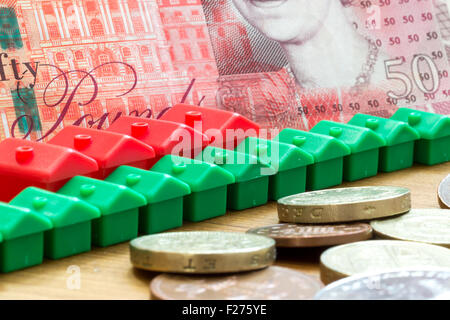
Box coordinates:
[150,155,235,192]
[57,176,147,215]
[235,137,314,173]
[48,126,155,169]
[0,138,99,183]
[349,114,420,146]
[0,202,52,240]
[159,104,259,147]
[391,108,450,140]
[311,121,386,154]
[197,146,273,182]
[106,116,209,156]
[105,166,191,203]
[10,187,101,228]
[275,129,351,162]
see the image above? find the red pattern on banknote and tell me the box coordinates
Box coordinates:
[0,0,449,143]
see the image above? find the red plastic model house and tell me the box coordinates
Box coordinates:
[106,116,209,166]
[48,126,156,179]
[159,104,260,149]
[0,138,99,202]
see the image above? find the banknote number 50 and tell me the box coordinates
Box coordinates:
[384,54,440,100]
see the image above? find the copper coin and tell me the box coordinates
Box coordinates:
[150,266,324,300]
[438,174,450,209]
[247,223,373,248]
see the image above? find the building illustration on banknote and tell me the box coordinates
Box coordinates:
[0,0,449,142]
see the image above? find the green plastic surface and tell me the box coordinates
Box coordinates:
[0,233,44,273]
[11,187,100,228]
[226,176,269,210]
[0,202,52,272]
[236,137,314,172]
[379,141,415,173]
[151,155,235,192]
[91,208,139,247]
[349,114,420,172]
[197,147,271,182]
[58,176,146,247]
[105,166,191,234]
[391,108,450,165]
[10,187,100,259]
[311,121,386,181]
[275,129,350,162]
[414,136,450,165]
[269,167,307,200]
[197,147,271,210]
[306,158,344,190]
[391,108,450,139]
[139,198,184,234]
[44,222,91,259]
[183,186,229,222]
[151,156,234,221]
[349,114,419,146]
[275,128,350,190]
[235,137,314,200]
[0,202,52,240]
[311,121,386,153]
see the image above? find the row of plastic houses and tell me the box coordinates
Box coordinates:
[0,104,449,272]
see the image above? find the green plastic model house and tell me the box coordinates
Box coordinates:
[197,147,272,210]
[10,187,101,259]
[391,108,450,165]
[151,155,235,222]
[235,137,314,200]
[0,202,52,273]
[274,129,350,190]
[105,166,191,235]
[311,121,386,182]
[349,114,420,172]
[58,176,146,247]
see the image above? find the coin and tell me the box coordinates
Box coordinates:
[150,266,323,300]
[438,175,450,209]
[320,240,450,284]
[278,186,411,224]
[371,209,450,248]
[247,223,373,248]
[130,231,276,274]
[314,268,450,300]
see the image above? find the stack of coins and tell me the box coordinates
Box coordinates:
[131,178,450,300]
[130,231,324,300]
[248,186,411,249]
[249,184,450,298]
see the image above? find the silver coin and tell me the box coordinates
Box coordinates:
[371,209,450,247]
[315,268,450,300]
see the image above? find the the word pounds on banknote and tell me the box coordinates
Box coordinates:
[130,232,276,274]
[277,186,411,224]
[150,266,323,300]
[315,269,450,300]
[247,223,373,248]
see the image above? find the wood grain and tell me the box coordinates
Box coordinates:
[0,162,448,300]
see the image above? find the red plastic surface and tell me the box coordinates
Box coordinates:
[0,138,99,201]
[106,116,209,166]
[48,126,155,178]
[159,104,260,149]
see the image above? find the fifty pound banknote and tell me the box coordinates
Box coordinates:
[0,0,449,142]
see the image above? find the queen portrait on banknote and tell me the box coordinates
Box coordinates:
[231,0,386,90]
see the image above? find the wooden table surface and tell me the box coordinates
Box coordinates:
[0,162,448,300]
